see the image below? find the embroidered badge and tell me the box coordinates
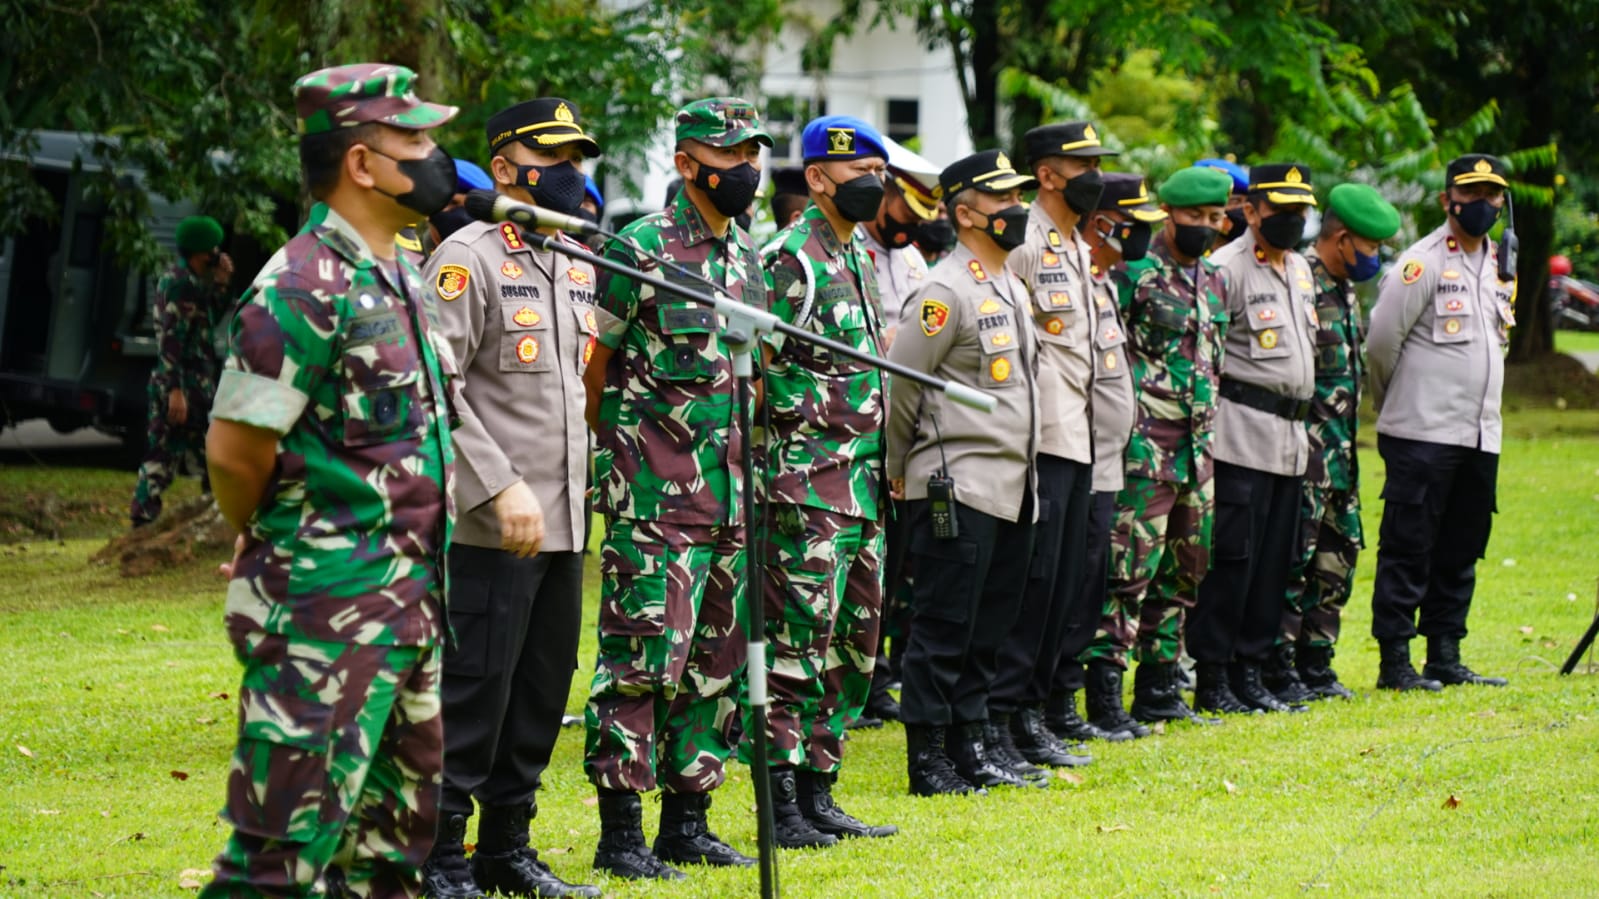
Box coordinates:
[1444,318,1462,335]
[1045,318,1065,335]
[1258,328,1279,350]
[1104,351,1118,371]
[990,356,1012,382]
[991,331,1013,347]
[968,260,988,281]
[500,223,524,250]
[1401,260,1424,284]
[978,299,1002,314]
[512,306,541,327]
[435,265,470,301]
[568,268,592,286]
[921,299,950,336]
[501,261,524,279]
[516,335,540,364]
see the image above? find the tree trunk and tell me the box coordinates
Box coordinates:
[1508,46,1557,363]
[968,1,1001,149]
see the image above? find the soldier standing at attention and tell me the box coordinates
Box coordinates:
[582,98,771,881]
[1193,163,1319,715]
[1195,158,1250,248]
[417,98,603,899]
[200,63,462,898]
[755,114,897,846]
[1078,167,1234,726]
[989,121,1115,777]
[130,215,232,526]
[886,149,1041,796]
[1269,183,1400,704]
[1366,154,1516,691]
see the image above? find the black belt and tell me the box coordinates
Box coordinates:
[1220,377,1311,422]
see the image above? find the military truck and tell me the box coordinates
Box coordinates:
[0,131,202,453]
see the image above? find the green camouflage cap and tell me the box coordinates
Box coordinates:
[675,97,773,148]
[294,63,458,135]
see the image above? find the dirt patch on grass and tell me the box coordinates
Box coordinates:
[0,490,123,543]
[1504,352,1599,410]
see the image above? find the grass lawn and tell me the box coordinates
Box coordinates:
[2,384,1598,897]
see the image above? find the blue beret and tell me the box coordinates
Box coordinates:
[800,115,887,164]
[453,158,493,192]
[1193,157,1248,194]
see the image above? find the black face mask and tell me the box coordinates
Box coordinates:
[515,161,587,215]
[1172,222,1218,259]
[428,206,477,242]
[575,208,600,226]
[690,158,762,218]
[1097,216,1152,262]
[1450,197,1501,238]
[880,211,920,248]
[734,212,753,232]
[971,203,1029,251]
[916,218,957,254]
[1061,169,1106,216]
[823,171,886,223]
[372,146,457,217]
[1258,209,1306,250]
[1224,207,1247,238]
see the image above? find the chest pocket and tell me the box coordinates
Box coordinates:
[653,302,719,382]
[1093,315,1129,380]
[809,286,872,369]
[1315,304,1350,373]
[1033,280,1079,347]
[1245,302,1292,360]
[340,307,427,447]
[978,316,1021,389]
[500,301,554,373]
[1431,288,1474,345]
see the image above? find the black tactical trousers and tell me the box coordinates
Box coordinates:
[991,455,1091,712]
[1190,461,1303,665]
[1370,434,1498,642]
[1053,489,1117,694]
[899,495,1035,727]
[439,545,585,814]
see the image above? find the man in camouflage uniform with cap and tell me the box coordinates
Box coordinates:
[1080,166,1233,726]
[753,114,897,847]
[1271,183,1399,703]
[130,215,232,526]
[581,97,771,881]
[199,63,462,899]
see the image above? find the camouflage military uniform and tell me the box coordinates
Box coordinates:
[1083,235,1226,667]
[756,201,887,773]
[1282,250,1363,648]
[585,188,767,795]
[201,202,462,897]
[130,262,223,523]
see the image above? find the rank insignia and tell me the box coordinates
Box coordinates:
[920,299,950,336]
[967,260,988,281]
[1045,318,1065,335]
[1401,260,1424,284]
[1444,318,1462,335]
[516,335,541,364]
[990,356,1012,382]
[1257,308,1277,322]
[568,267,592,286]
[1258,328,1278,350]
[1102,327,1120,343]
[991,331,1013,347]
[978,298,1002,314]
[1442,269,1461,280]
[1446,236,1460,253]
[435,264,470,301]
[501,261,524,279]
[1299,279,1312,290]
[1254,245,1268,264]
[512,306,541,327]
[500,223,524,250]
[1445,299,1464,312]
[1042,251,1061,267]
[1048,291,1072,309]
[1104,351,1118,371]
[1047,229,1062,248]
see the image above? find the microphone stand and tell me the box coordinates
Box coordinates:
[515,226,995,899]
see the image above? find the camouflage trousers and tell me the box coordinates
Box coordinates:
[201,631,442,899]
[131,380,212,524]
[1280,482,1363,648]
[1083,475,1214,668]
[751,504,883,773]
[584,517,746,794]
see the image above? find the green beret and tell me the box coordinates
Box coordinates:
[175,216,224,254]
[1327,183,1400,241]
[1158,167,1232,208]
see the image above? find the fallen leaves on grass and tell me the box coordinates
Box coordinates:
[1442,794,1462,809]
[581,796,598,807]
[170,770,189,781]
[151,624,170,633]
[195,717,216,725]
[17,744,33,758]
[178,868,211,889]
[1518,625,1535,635]
[208,691,229,700]
[1055,769,1084,784]
[1473,709,1497,718]
[1096,823,1132,833]
[1223,779,1237,794]
[543,846,571,856]
[1359,747,1375,756]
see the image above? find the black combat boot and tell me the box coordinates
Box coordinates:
[766,768,838,849]
[1297,643,1355,699]
[949,722,1038,789]
[1130,662,1220,725]
[474,802,600,898]
[1045,689,1129,743]
[906,724,983,797]
[592,790,684,881]
[1084,660,1152,739]
[1013,704,1093,767]
[796,769,897,838]
[982,715,1051,785]
[421,813,487,899]
[1263,644,1320,705]
[864,675,902,722]
[1375,640,1444,692]
[1422,635,1508,687]
[1192,662,1261,715]
[1230,661,1306,713]
[654,791,756,867]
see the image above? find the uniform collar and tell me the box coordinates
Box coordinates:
[1304,248,1346,296]
[670,190,727,249]
[315,204,381,267]
[799,202,850,258]
[947,243,993,284]
[1029,203,1077,254]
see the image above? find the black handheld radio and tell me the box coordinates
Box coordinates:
[926,413,958,540]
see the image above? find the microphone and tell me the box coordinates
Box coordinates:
[463,189,599,237]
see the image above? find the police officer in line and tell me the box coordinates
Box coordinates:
[1271,183,1400,704]
[1078,166,1233,732]
[200,62,462,898]
[1195,157,1251,247]
[754,114,898,846]
[1194,163,1320,715]
[989,121,1116,779]
[886,149,1041,796]
[418,98,603,899]
[1366,153,1516,691]
[583,97,771,881]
